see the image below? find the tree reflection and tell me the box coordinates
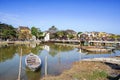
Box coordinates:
[49,44,74,57]
[17,44,43,56]
[0,45,16,62]
[26,68,41,80]
[0,44,43,63]
[0,43,74,62]
[25,69,41,80]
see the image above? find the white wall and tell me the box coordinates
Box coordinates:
[44,33,50,41]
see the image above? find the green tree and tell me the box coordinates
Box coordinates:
[56,31,64,39]
[48,26,58,39]
[67,34,74,39]
[0,23,16,40]
[31,27,38,36]
[77,32,83,39]
[109,34,120,41]
[31,27,43,39]
[56,30,69,39]
[48,26,58,33]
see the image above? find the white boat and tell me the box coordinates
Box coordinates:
[25,53,41,71]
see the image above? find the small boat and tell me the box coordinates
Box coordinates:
[25,53,41,71]
[86,48,112,53]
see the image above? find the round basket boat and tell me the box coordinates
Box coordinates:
[25,53,41,71]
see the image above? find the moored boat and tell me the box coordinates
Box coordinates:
[25,53,41,71]
[85,48,112,53]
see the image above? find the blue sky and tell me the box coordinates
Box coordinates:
[0,0,120,34]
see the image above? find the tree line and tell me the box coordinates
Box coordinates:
[0,22,17,40]
[0,22,43,41]
[0,22,78,41]
[0,22,120,41]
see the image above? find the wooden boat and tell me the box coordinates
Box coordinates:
[25,53,41,71]
[86,48,112,53]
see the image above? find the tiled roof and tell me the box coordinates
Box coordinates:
[19,26,30,30]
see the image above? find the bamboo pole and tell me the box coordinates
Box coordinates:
[17,48,22,80]
[45,56,47,76]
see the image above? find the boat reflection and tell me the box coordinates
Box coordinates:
[25,68,41,80]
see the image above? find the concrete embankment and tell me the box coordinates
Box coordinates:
[82,57,120,65]
[55,43,80,47]
[0,41,41,46]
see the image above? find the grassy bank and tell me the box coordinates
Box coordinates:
[41,60,120,80]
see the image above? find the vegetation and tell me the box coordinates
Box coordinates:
[48,26,58,39]
[18,31,32,40]
[56,31,67,39]
[72,70,108,80]
[0,22,17,40]
[31,26,43,39]
[109,34,120,41]
[48,26,58,33]
[49,28,76,40]
[0,22,120,41]
[41,61,112,80]
[67,34,74,39]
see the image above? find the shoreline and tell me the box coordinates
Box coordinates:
[82,57,120,65]
[41,56,120,80]
[0,41,41,45]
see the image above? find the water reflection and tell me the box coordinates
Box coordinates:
[25,69,41,80]
[0,45,16,62]
[0,43,120,80]
[0,44,76,80]
[77,48,120,60]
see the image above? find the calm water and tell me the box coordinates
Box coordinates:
[0,43,120,80]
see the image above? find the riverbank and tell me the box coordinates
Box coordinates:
[41,57,120,80]
[0,41,41,46]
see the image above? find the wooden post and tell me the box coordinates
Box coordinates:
[79,48,82,61]
[45,56,47,76]
[17,48,22,80]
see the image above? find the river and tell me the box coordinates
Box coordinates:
[0,43,120,80]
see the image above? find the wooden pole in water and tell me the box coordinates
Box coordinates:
[45,56,47,76]
[79,48,82,61]
[17,48,22,80]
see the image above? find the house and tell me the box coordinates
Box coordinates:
[44,32,50,41]
[17,26,32,40]
[18,26,31,34]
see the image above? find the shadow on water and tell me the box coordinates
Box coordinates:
[104,62,120,80]
[107,74,120,80]
[25,69,41,80]
[24,63,42,80]
[105,62,120,70]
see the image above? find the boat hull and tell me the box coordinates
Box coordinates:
[25,53,41,71]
